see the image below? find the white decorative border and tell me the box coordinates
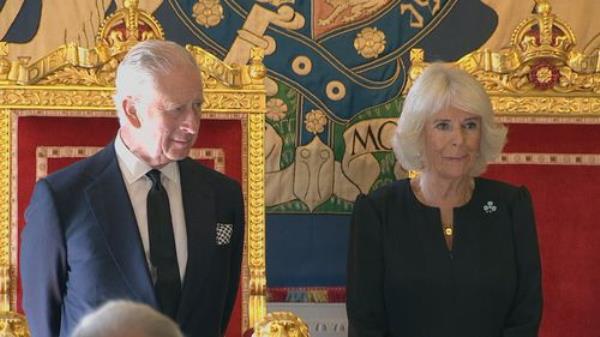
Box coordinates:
[35,146,225,181]
[496,116,600,125]
[493,153,600,166]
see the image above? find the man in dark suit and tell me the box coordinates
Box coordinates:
[20,40,244,337]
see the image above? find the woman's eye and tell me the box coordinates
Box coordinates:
[464,121,479,129]
[434,122,450,130]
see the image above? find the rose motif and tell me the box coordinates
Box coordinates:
[529,61,560,90]
[193,0,224,28]
[536,67,552,83]
[266,98,288,121]
[354,27,386,59]
[304,109,327,134]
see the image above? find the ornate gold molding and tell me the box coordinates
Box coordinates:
[0,87,266,113]
[490,96,600,116]
[253,312,309,337]
[0,110,9,268]
[247,114,266,328]
[0,87,115,109]
[0,310,29,337]
[203,92,266,112]
[0,110,15,312]
[0,266,29,337]
[405,0,600,117]
[187,46,266,92]
[0,112,8,295]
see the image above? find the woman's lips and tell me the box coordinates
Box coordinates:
[444,155,468,161]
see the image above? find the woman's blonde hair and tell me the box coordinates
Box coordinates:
[392,63,507,176]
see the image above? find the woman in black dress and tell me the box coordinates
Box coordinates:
[346,63,542,337]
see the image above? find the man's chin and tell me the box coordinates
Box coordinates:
[165,149,191,161]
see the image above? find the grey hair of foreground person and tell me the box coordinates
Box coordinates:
[113,39,202,124]
[70,300,184,337]
[392,63,508,176]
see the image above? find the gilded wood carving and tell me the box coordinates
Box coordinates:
[405,0,600,119]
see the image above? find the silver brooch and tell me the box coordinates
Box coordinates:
[483,201,497,213]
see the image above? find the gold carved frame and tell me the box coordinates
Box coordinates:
[405,0,600,121]
[0,0,266,335]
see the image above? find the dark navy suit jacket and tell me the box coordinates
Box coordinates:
[21,144,244,337]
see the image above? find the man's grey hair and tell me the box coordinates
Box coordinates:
[392,62,508,176]
[113,40,202,123]
[70,300,184,337]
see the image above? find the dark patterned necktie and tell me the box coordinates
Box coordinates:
[146,169,181,319]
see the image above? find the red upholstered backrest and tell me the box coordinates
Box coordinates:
[14,113,245,337]
[483,122,600,337]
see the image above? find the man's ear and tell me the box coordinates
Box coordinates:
[122,98,142,128]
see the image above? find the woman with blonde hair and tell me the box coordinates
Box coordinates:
[346,63,542,337]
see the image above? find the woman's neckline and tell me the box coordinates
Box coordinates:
[408,176,479,210]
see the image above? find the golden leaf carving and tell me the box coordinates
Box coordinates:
[39,67,115,86]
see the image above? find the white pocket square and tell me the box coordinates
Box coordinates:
[216,223,233,246]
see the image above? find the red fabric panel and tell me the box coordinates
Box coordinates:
[482,121,600,337]
[503,123,600,153]
[483,165,600,337]
[268,287,346,302]
[15,115,243,337]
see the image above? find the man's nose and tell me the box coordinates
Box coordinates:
[180,107,200,133]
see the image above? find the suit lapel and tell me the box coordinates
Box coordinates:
[177,159,216,318]
[85,146,158,307]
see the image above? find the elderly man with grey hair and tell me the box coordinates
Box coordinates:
[21,40,244,337]
[71,301,183,337]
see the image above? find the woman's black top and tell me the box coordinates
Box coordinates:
[346,178,542,337]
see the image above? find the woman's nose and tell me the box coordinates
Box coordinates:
[451,128,465,146]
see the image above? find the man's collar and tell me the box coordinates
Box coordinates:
[114,132,179,184]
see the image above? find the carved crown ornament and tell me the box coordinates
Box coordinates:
[0,0,265,92]
[404,0,600,117]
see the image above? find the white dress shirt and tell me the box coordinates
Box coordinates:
[114,134,188,282]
